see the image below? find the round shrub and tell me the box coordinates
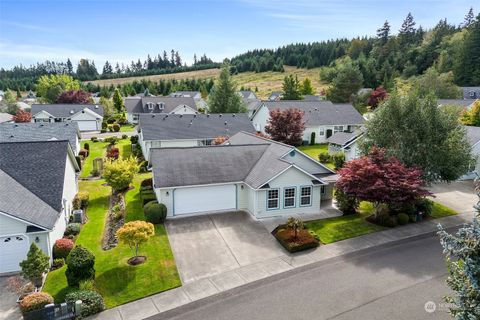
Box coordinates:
[130,135,139,144]
[83,142,90,151]
[53,238,74,259]
[100,129,107,133]
[90,137,98,142]
[52,258,65,269]
[73,192,89,210]
[20,292,54,314]
[106,117,115,124]
[64,223,81,236]
[65,290,104,317]
[65,246,95,287]
[112,123,120,132]
[122,134,128,139]
[318,152,331,163]
[140,178,153,190]
[79,149,89,159]
[144,201,167,224]
[397,213,410,225]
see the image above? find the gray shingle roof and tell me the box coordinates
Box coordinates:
[0,122,80,153]
[461,87,480,100]
[31,104,104,118]
[438,99,475,108]
[464,126,480,147]
[0,169,59,230]
[239,91,258,100]
[0,140,70,212]
[327,128,365,147]
[139,113,256,141]
[261,101,365,126]
[0,113,13,123]
[169,91,201,98]
[125,96,197,114]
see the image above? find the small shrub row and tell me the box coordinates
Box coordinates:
[65,290,104,318]
[73,192,89,210]
[106,147,119,159]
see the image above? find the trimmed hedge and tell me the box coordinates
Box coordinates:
[64,223,81,236]
[73,192,89,210]
[53,238,74,259]
[20,292,54,314]
[144,201,167,224]
[398,213,410,225]
[65,246,95,287]
[65,290,104,317]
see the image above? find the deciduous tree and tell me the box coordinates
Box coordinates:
[326,64,363,103]
[367,86,388,109]
[36,74,80,103]
[103,157,139,192]
[265,108,305,146]
[12,109,32,123]
[116,221,155,262]
[56,90,92,104]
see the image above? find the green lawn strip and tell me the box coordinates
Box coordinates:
[80,141,108,177]
[430,201,458,219]
[120,125,136,132]
[298,144,335,170]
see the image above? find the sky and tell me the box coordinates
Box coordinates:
[0,0,477,69]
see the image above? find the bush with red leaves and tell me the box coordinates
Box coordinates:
[53,238,74,259]
[106,147,119,159]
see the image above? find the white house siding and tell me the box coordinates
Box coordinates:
[33,111,53,123]
[344,141,361,162]
[142,139,200,160]
[170,105,198,115]
[304,125,362,144]
[237,183,251,210]
[70,110,102,131]
[154,188,174,217]
[460,142,480,180]
[252,167,322,217]
[251,105,269,132]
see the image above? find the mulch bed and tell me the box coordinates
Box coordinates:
[128,256,147,265]
[102,191,126,250]
[272,226,320,253]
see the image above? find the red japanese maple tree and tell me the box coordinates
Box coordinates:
[56,90,92,104]
[12,109,32,123]
[335,147,431,217]
[265,108,305,146]
[367,86,388,109]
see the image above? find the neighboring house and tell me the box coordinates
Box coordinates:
[138,113,256,160]
[461,87,480,100]
[438,99,477,109]
[238,90,258,101]
[31,104,104,132]
[125,96,198,124]
[251,100,365,144]
[268,92,282,101]
[327,128,365,162]
[150,131,337,218]
[303,95,322,102]
[170,91,208,110]
[238,90,261,117]
[461,126,480,180]
[0,122,81,155]
[0,113,13,124]
[0,140,80,274]
[135,89,155,97]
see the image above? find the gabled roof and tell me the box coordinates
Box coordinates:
[139,113,256,141]
[125,96,197,114]
[0,113,13,123]
[151,131,332,190]
[239,91,258,100]
[0,140,75,213]
[259,101,365,126]
[169,91,201,99]
[0,122,81,153]
[31,104,104,118]
[327,128,365,147]
[438,99,476,108]
[464,126,480,147]
[268,92,282,100]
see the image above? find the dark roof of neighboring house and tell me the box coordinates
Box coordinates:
[260,101,365,126]
[125,96,197,114]
[169,91,201,98]
[461,87,480,99]
[139,113,256,141]
[0,122,81,153]
[0,113,13,123]
[327,128,365,147]
[0,140,73,229]
[31,104,104,118]
[438,99,476,108]
[151,132,333,189]
[239,91,258,100]
[268,92,282,100]
[303,95,321,102]
[464,126,480,147]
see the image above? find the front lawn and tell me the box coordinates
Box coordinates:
[298,144,335,169]
[44,142,180,308]
[120,125,136,132]
[429,201,458,219]
[80,138,131,178]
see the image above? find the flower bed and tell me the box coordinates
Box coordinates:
[102,191,126,250]
[272,225,320,253]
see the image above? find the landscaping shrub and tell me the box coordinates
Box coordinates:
[106,117,115,124]
[108,125,114,132]
[130,135,139,144]
[106,147,119,159]
[100,129,107,133]
[113,123,120,132]
[332,152,345,169]
[73,192,89,210]
[20,292,54,314]
[53,238,74,259]
[122,134,128,139]
[141,191,157,206]
[112,204,123,221]
[310,132,316,145]
[20,243,50,287]
[140,178,153,190]
[79,149,89,158]
[398,213,410,225]
[139,161,148,173]
[104,136,117,145]
[103,157,139,192]
[335,189,358,215]
[65,246,95,287]
[83,142,90,151]
[318,152,331,163]
[415,198,433,216]
[388,202,416,215]
[79,279,95,291]
[144,201,167,224]
[272,225,320,253]
[64,223,81,236]
[52,258,65,269]
[66,290,104,317]
[101,121,108,129]
[90,137,98,142]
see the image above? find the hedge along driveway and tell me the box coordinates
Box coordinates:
[44,152,180,307]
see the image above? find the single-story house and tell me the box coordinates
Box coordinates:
[460,126,480,180]
[327,128,365,162]
[138,113,256,160]
[0,122,81,155]
[125,96,198,124]
[31,104,104,132]
[238,90,258,101]
[170,91,208,110]
[438,99,477,109]
[150,131,337,218]
[238,91,261,117]
[251,100,365,144]
[0,140,80,274]
[0,112,13,123]
[461,87,480,100]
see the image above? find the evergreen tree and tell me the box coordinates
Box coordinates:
[175,51,182,67]
[376,20,390,45]
[112,88,124,112]
[193,53,198,65]
[456,13,480,85]
[327,64,363,103]
[300,77,315,95]
[115,63,121,74]
[208,63,245,113]
[398,12,416,45]
[102,61,113,75]
[66,58,73,74]
[281,74,302,100]
[170,50,175,67]
[462,7,475,28]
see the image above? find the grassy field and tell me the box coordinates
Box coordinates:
[85,66,326,100]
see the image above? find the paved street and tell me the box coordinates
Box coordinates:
[150,235,454,320]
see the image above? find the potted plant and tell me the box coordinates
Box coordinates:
[19,243,50,288]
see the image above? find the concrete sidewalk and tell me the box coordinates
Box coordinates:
[88,211,474,320]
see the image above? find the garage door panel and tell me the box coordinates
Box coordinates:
[175,185,236,215]
[76,121,98,131]
[0,235,29,273]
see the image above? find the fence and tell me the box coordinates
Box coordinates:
[23,300,81,320]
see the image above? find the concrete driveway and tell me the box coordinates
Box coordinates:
[165,211,286,284]
[429,180,477,214]
[0,277,21,320]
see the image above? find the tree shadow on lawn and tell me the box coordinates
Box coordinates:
[95,265,135,295]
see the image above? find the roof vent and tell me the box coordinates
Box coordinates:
[151,114,155,118]
[95,105,99,109]
[207,114,210,118]
[219,114,222,117]
[179,114,183,118]
[14,124,18,127]
[10,135,14,138]
[70,110,74,114]
[224,121,227,125]
[315,108,318,111]
[232,114,236,117]
[193,114,197,118]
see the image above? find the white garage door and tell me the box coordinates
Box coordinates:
[174,185,236,215]
[76,120,98,131]
[0,235,29,273]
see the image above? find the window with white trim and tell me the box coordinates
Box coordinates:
[267,189,279,209]
[333,125,344,133]
[300,186,312,206]
[283,187,296,208]
[319,129,325,136]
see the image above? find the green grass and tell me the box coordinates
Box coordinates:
[44,145,180,308]
[305,202,385,244]
[298,144,335,170]
[80,138,131,177]
[430,202,458,219]
[120,125,136,132]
